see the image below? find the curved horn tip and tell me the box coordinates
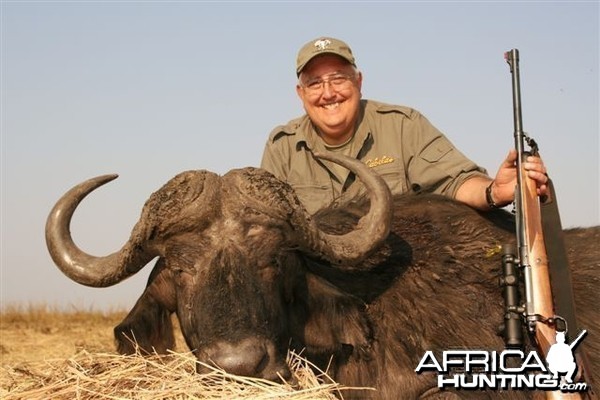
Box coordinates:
[44,171,156,288]
[97,173,119,183]
[80,174,120,191]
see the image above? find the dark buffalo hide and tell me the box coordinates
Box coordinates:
[305,194,599,399]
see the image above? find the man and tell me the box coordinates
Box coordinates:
[261,37,548,215]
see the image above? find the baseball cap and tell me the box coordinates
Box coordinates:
[296,37,356,76]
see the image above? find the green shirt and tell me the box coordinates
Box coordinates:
[261,99,488,215]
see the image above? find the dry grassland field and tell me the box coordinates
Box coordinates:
[0,306,346,399]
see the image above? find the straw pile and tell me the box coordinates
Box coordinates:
[1,348,363,399]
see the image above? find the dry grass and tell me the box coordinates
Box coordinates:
[0,305,364,399]
[1,349,349,399]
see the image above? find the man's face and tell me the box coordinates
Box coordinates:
[296,54,362,145]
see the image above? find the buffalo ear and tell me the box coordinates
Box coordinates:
[114,258,176,354]
[114,292,175,355]
[291,272,373,360]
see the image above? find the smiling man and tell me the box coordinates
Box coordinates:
[261,37,548,215]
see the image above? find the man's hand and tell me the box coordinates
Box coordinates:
[455,149,549,211]
[491,149,549,206]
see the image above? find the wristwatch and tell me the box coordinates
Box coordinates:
[486,181,500,209]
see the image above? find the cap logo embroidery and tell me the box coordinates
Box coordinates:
[314,39,331,51]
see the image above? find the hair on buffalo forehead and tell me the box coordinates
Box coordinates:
[222,168,305,217]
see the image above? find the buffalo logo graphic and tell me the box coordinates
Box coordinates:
[314,39,331,50]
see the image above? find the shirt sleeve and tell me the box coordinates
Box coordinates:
[403,113,488,198]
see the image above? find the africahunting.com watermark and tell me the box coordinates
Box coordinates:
[415,330,589,393]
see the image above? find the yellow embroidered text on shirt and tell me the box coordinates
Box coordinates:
[365,156,395,168]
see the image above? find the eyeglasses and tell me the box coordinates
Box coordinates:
[300,73,354,95]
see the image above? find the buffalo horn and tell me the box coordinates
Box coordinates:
[45,174,159,287]
[299,151,393,267]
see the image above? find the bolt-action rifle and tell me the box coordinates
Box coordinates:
[500,49,594,399]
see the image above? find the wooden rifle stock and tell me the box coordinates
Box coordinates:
[505,49,584,400]
[520,161,556,354]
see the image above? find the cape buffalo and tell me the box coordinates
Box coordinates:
[46,153,599,399]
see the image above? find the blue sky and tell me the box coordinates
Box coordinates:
[1,1,598,310]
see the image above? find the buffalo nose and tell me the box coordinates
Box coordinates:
[202,337,291,381]
[211,344,266,377]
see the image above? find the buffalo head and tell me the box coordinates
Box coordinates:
[45,152,392,381]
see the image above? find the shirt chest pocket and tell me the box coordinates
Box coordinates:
[410,138,460,192]
[371,163,407,195]
[290,183,334,215]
